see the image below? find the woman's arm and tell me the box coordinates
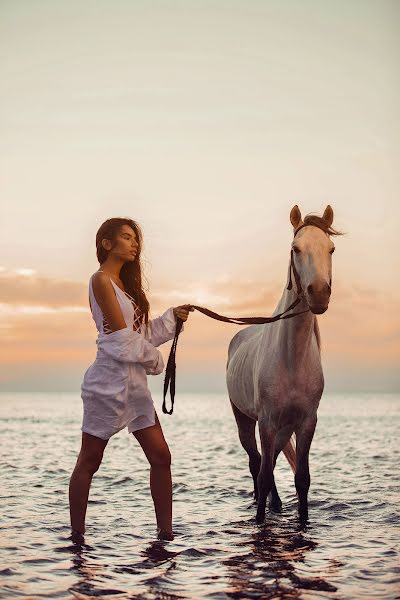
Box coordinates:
[92,272,163,374]
[142,307,182,347]
[143,304,193,347]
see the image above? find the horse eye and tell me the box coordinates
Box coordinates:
[329,247,335,254]
[292,246,301,254]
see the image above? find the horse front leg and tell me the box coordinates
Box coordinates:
[269,428,296,513]
[295,415,317,523]
[256,422,276,524]
[230,400,261,501]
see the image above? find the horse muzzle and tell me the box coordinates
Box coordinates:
[306,282,331,314]
[309,303,329,314]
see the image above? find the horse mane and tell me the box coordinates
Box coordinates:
[302,214,345,237]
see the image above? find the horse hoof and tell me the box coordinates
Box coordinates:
[269,500,282,513]
[298,513,309,529]
[255,511,265,524]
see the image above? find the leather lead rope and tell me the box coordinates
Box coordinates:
[162,260,308,415]
[161,299,309,415]
[162,222,328,415]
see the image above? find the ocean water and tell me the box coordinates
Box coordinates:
[0,391,399,599]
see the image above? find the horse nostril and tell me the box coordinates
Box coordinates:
[307,283,331,297]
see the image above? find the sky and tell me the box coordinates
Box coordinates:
[0,0,399,394]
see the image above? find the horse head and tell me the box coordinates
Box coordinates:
[289,204,343,315]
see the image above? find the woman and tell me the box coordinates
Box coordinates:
[68,217,193,542]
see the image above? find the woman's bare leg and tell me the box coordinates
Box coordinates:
[69,432,109,534]
[132,412,173,539]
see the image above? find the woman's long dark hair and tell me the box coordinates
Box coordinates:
[95,217,150,327]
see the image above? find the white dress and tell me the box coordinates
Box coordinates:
[80,272,183,440]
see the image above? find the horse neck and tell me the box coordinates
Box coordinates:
[268,258,316,358]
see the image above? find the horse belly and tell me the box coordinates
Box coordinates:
[226,339,259,420]
[257,356,324,427]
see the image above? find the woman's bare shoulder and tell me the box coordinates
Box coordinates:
[90,271,126,330]
[91,271,114,298]
[91,270,109,283]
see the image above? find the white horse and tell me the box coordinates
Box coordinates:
[226,205,343,523]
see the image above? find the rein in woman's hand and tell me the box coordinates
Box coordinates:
[173,304,194,321]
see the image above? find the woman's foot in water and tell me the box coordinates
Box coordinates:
[69,529,85,544]
[157,527,174,541]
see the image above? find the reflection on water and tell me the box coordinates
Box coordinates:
[0,392,399,599]
[223,519,337,598]
[66,520,334,600]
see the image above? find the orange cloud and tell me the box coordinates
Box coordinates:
[0,269,87,307]
[0,269,398,390]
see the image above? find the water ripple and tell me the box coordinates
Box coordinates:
[0,392,399,599]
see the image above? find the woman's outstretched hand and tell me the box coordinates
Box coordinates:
[173,304,194,321]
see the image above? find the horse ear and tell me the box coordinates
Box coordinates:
[322,205,334,227]
[290,205,303,230]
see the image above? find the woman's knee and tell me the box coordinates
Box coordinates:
[77,454,103,475]
[149,446,171,468]
[77,450,104,474]
[76,432,108,474]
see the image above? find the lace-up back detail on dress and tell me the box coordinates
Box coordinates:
[88,271,143,335]
[101,286,142,333]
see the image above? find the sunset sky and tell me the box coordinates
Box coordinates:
[1,0,399,394]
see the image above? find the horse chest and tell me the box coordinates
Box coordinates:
[255,345,323,413]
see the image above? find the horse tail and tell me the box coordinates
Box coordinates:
[283,434,296,474]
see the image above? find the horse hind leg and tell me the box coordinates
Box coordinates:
[230,399,261,502]
[268,453,282,513]
[268,428,295,513]
[295,415,317,524]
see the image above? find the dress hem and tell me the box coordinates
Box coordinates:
[81,406,156,439]
[127,407,156,434]
[81,427,110,441]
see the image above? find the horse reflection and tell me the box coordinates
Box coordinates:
[222,519,337,598]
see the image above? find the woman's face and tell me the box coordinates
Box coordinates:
[104,224,139,262]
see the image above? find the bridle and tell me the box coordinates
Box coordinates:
[162,222,329,414]
[287,221,329,296]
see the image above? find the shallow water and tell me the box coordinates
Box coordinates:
[0,391,399,599]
